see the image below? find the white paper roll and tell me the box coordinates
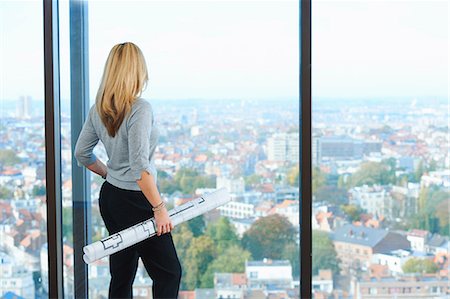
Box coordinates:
[83,187,230,264]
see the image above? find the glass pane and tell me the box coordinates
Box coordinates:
[0,1,48,298]
[312,1,449,297]
[85,1,300,297]
[59,0,75,298]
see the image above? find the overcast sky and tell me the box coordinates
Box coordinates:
[0,0,448,102]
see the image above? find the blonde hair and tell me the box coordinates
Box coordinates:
[95,42,149,137]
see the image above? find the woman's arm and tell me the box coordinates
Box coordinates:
[136,170,163,207]
[86,159,108,178]
[137,170,173,236]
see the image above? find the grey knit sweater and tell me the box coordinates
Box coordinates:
[74,98,159,190]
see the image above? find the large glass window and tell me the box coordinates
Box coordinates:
[0,1,48,298]
[312,1,448,297]
[82,1,300,297]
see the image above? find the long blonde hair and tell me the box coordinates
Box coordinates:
[95,42,149,137]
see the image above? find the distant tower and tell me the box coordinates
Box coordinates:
[267,132,299,163]
[17,95,31,119]
[191,108,199,125]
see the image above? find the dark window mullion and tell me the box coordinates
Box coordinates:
[43,0,64,297]
[300,0,312,298]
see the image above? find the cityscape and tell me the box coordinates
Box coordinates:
[0,95,448,298]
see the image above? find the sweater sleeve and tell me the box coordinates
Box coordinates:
[127,102,154,181]
[74,108,99,167]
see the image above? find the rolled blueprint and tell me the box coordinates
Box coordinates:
[83,187,230,264]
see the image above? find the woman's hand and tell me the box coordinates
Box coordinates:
[153,206,174,236]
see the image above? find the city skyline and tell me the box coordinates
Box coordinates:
[1,0,448,102]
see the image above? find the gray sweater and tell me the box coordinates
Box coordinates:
[74,98,159,190]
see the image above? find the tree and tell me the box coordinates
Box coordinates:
[282,242,300,278]
[32,185,46,196]
[171,223,195,290]
[402,258,439,274]
[0,185,13,199]
[314,185,348,205]
[435,199,450,236]
[172,223,194,261]
[287,165,299,187]
[312,230,340,276]
[0,149,20,166]
[312,166,326,195]
[341,204,365,222]
[174,168,215,194]
[242,214,296,260]
[187,215,206,237]
[199,245,251,288]
[244,174,262,188]
[205,216,239,255]
[183,235,216,290]
[348,161,395,187]
[412,187,450,235]
[158,167,215,195]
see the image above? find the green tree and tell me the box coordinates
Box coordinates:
[312,166,326,195]
[174,168,215,194]
[172,223,194,260]
[341,204,365,222]
[187,215,206,237]
[402,258,439,274]
[0,185,13,199]
[287,165,299,187]
[412,187,450,235]
[183,235,216,290]
[244,174,262,186]
[242,214,296,260]
[199,245,251,288]
[0,149,20,166]
[171,223,194,290]
[312,230,340,276]
[349,161,395,187]
[315,186,348,205]
[32,185,46,196]
[414,160,426,182]
[205,216,239,255]
[282,242,300,278]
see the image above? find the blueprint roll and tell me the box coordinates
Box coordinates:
[83,187,231,264]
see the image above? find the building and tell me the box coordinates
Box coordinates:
[332,224,410,274]
[349,185,391,220]
[16,96,32,119]
[312,269,333,295]
[245,259,293,291]
[218,201,255,219]
[217,176,245,194]
[406,229,430,253]
[214,272,247,299]
[352,273,450,299]
[317,136,381,162]
[371,249,412,274]
[0,251,35,299]
[267,133,299,163]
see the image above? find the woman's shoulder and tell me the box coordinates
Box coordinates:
[126,98,154,126]
[132,97,153,112]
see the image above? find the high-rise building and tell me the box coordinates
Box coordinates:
[317,136,381,161]
[267,132,299,163]
[16,95,32,119]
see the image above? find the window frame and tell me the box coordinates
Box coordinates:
[43,0,313,297]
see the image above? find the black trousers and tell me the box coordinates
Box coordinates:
[98,180,182,299]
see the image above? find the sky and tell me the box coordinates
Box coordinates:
[0,0,448,102]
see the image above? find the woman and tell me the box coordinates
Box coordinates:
[74,42,182,299]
